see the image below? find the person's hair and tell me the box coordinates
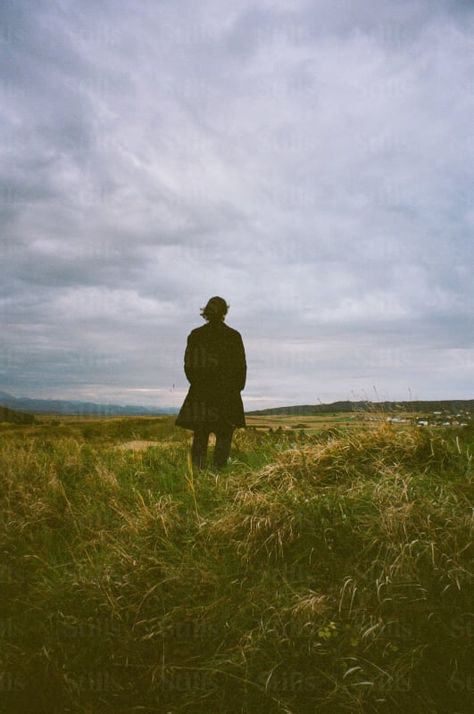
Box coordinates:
[200,296,229,322]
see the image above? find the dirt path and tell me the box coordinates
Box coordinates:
[114,440,160,451]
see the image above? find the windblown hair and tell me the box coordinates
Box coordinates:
[200,296,229,322]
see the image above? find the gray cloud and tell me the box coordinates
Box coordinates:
[1,0,473,407]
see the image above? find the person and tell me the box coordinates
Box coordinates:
[175,296,246,470]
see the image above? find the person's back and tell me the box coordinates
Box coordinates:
[184,321,246,397]
[175,297,246,469]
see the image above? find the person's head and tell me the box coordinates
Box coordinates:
[200,296,229,323]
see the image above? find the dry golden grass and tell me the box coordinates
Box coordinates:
[0,419,473,713]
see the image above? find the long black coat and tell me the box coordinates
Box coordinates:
[175,321,246,430]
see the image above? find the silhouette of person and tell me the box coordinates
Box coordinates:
[175,296,246,469]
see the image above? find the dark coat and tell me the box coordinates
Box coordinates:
[175,321,246,431]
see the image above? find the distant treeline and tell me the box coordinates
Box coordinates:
[247,399,474,416]
[0,405,36,424]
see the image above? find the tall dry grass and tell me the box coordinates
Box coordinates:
[0,419,473,713]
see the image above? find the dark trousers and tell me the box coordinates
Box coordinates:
[191,424,234,469]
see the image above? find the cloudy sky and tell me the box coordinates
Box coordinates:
[1,0,473,410]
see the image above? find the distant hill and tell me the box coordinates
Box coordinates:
[0,404,36,424]
[247,399,474,416]
[0,391,178,417]
[3,391,472,419]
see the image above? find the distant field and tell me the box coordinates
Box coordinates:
[245,411,436,433]
[246,412,361,432]
[1,409,467,444]
[0,414,181,442]
[1,411,420,441]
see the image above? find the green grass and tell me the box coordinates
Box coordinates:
[1,419,473,713]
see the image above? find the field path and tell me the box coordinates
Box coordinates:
[114,440,159,451]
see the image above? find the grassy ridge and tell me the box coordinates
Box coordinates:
[1,421,473,713]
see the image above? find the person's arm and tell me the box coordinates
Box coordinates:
[235,333,246,391]
[183,333,196,384]
[184,333,212,384]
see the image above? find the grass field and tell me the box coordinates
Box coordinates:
[1,414,473,713]
[245,413,360,432]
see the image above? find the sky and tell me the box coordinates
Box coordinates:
[1,0,473,410]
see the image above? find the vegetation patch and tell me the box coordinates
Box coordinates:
[1,419,473,713]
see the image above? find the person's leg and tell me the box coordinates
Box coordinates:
[213,425,234,469]
[191,428,210,470]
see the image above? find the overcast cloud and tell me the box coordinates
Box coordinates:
[1,0,473,409]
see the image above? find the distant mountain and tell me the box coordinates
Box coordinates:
[2,391,472,419]
[247,399,474,416]
[0,391,178,416]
